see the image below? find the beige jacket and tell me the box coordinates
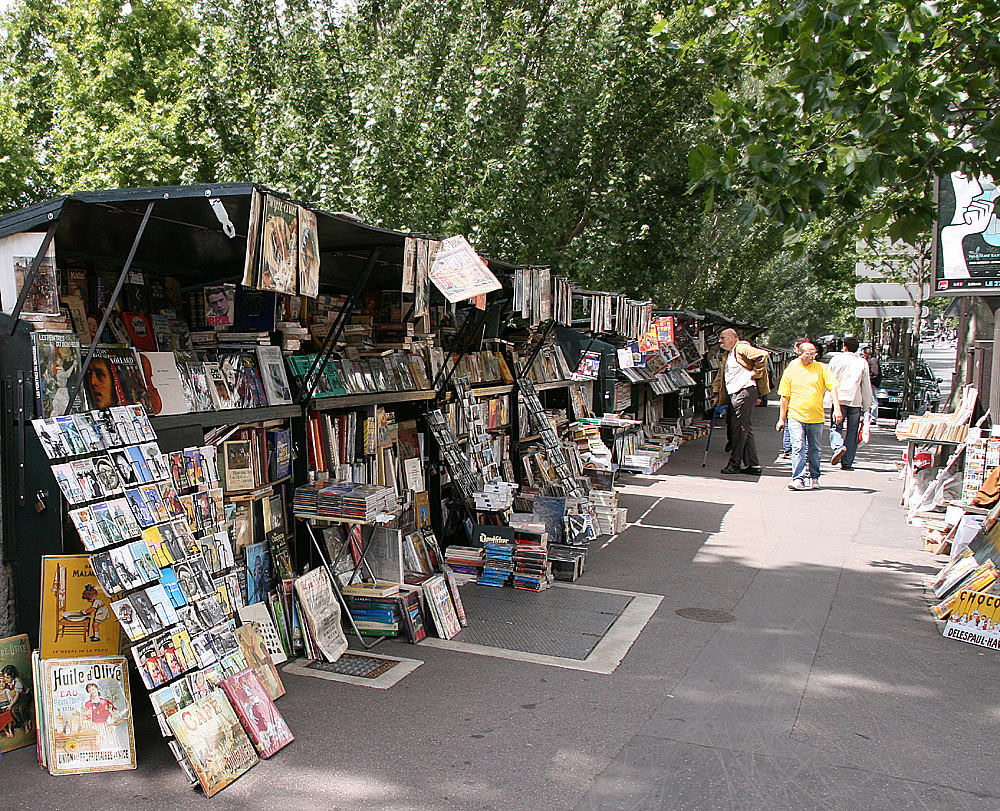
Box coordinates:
[712,341,772,405]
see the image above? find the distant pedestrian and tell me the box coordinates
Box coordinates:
[776,342,841,490]
[862,346,881,387]
[827,337,872,471]
[712,328,771,475]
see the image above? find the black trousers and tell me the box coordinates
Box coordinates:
[728,384,759,469]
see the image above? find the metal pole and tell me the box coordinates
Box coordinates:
[7,221,58,334]
[63,201,154,416]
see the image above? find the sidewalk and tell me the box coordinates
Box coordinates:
[7,406,996,809]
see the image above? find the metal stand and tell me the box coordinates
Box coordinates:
[300,518,388,649]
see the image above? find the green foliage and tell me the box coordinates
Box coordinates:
[654,0,1000,248]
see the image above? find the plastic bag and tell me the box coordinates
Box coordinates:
[859,413,871,445]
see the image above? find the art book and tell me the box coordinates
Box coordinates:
[39,555,121,659]
[167,689,259,797]
[32,331,87,418]
[41,655,135,775]
[293,568,348,663]
[138,351,189,415]
[0,634,34,752]
[223,440,255,492]
[219,668,293,758]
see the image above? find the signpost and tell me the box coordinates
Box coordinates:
[854,305,920,319]
[854,283,929,302]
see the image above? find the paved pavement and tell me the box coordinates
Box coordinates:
[7,390,997,809]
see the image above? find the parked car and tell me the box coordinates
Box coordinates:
[874,360,943,419]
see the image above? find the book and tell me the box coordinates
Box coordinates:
[341,581,400,598]
[267,428,292,480]
[40,555,122,659]
[422,575,462,639]
[85,347,151,411]
[32,331,86,417]
[237,602,287,665]
[233,287,277,332]
[120,311,157,351]
[256,345,293,405]
[167,689,259,796]
[0,634,35,752]
[220,668,293,758]
[223,440,256,491]
[294,568,348,663]
[138,351,189,415]
[40,655,135,775]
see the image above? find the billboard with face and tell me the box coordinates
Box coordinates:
[934,171,1000,295]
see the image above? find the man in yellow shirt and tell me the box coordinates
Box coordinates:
[776,342,841,490]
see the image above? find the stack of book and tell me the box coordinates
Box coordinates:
[341,583,428,642]
[478,542,513,587]
[444,546,485,578]
[512,530,551,592]
[293,481,396,522]
[590,489,627,535]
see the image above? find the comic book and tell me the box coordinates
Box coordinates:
[219,668,293,758]
[40,655,135,775]
[167,689,259,797]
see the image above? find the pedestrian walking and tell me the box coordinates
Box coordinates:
[776,342,841,490]
[781,337,809,458]
[712,328,771,475]
[827,336,872,471]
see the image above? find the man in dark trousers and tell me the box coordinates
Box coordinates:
[713,328,771,475]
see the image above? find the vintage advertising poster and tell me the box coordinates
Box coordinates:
[293,568,348,663]
[40,555,122,659]
[258,195,298,296]
[935,172,1000,293]
[32,331,86,418]
[41,656,135,775]
[219,668,293,758]
[427,235,501,303]
[297,205,320,299]
[0,230,58,315]
[167,689,259,797]
[0,634,35,752]
[943,588,1000,650]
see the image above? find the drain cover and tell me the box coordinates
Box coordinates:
[306,653,400,679]
[675,607,735,623]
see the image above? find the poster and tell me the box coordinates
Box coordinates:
[39,555,122,659]
[0,634,34,752]
[934,171,1000,294]
[293,568,348,663]
[0,231,58,315]
[41,656,135,775]
[573,350,602,380]
[427,235,501,303]
[943,588,1000,650]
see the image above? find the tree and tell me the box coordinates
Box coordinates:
[653,0,1000,248]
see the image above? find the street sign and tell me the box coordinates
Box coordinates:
[854,306,919,319]
[854,283,929,302]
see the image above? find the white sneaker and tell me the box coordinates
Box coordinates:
[831,447,846,465]
[788,479,808,491]
[810,479,820,490]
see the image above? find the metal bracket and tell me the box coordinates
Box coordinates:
[209,198,236,238]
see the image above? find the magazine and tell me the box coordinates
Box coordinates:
[293,568,348,663]
[256,345,293,405]
[85,347,152,412]
[297,206,320,298]
[258,195,298,295]
[427,235,501,303]
[204,284,235,327]
[167,689,259,796]
[41,655,135,775]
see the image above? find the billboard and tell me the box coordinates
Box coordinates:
[934,171,1000,295]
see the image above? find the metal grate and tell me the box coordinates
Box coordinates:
[455,584,634,660]
[303,653,401,679]
[675,607,736,624]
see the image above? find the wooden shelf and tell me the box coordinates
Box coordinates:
[150,404,301,431]
[471,383,514,397]
[532,379,574,391]
[309,389,437,411]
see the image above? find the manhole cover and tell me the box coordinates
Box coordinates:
[675,607,735,623]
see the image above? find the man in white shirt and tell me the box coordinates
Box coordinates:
[712,329,771,475]
[827,336,872,470]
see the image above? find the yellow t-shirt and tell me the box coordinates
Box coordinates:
[777,361,839,423]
